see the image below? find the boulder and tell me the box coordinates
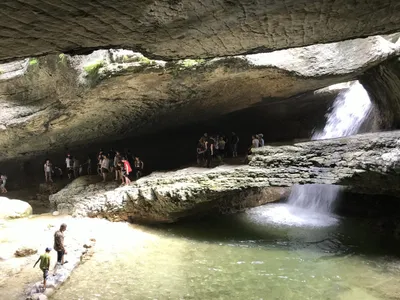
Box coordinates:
[0,197,32,219]
[14,247,37,258]
[0,36,399,161]
[50,130,400,223]
[0,0,400,62]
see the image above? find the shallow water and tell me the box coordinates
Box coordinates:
[49,204,400,300]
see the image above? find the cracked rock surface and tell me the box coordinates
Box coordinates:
[0,0,400,61]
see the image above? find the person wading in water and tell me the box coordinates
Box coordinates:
[33,247,51,291]
[53,223,68,274]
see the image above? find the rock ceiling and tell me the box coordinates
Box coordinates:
[0,35,399,160]
[0,0,400,62]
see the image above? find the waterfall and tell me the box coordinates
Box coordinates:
[287,81,372,213]
[312,81,372,140]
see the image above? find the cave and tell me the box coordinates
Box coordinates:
[2,2,400,299]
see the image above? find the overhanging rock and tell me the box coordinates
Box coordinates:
[0,35,399,161]
[0,0,400,61]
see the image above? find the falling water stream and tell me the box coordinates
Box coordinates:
[250,81,373,228]
[289,81,372,213]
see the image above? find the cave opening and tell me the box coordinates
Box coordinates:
[1,28,400,300]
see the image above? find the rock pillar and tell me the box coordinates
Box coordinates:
[359,57,400,129]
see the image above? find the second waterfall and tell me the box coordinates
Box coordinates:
[287,81,373,214]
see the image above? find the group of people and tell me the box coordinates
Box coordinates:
[33,223,68,291]
[250,134,265,149]
[43,149,145,186]
[196,132,239,168]
[96,149,144,185]
[196,132,266,168]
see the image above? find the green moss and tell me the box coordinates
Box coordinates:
[58,53,67,65]
[83,60,104,76]
[29,58,38,66]
[180,59,205,68]
[138,56,155,65]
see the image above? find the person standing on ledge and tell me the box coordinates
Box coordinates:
[101,154,110,182]
[33,247,51,290]
[65,154,73,180]
[0,173,7,193]
[231,132,239,158]
[44,159,53,183]
[204,136,214,168]
[54,223,68,269]
[134,156,144,179]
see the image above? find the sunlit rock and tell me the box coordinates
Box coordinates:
[0,197,32,219]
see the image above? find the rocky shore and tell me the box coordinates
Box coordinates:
[0,215,96,300]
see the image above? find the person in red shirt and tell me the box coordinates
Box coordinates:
[120,158,132,185]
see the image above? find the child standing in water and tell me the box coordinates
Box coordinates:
[33,247,51,290]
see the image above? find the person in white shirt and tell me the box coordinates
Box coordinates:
[101,154,110,182]
[252,135,259,148]
[65,154,73,179]
[44,159,53,183]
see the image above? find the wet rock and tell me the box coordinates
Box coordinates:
[50,130,400,223]
[52,211,60,216]
[14,247,37,257]
[0,197,32,219]
[26,233,96,300]
[27,293,48,300]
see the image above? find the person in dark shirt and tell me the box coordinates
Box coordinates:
[54,223,67,266]
[204,137,214,168]
[134,157,144,179]
[231,132,239,157]
[196,138,206,166]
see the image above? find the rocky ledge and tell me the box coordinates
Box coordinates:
[49,130,400,223]
[49,173,289,223]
